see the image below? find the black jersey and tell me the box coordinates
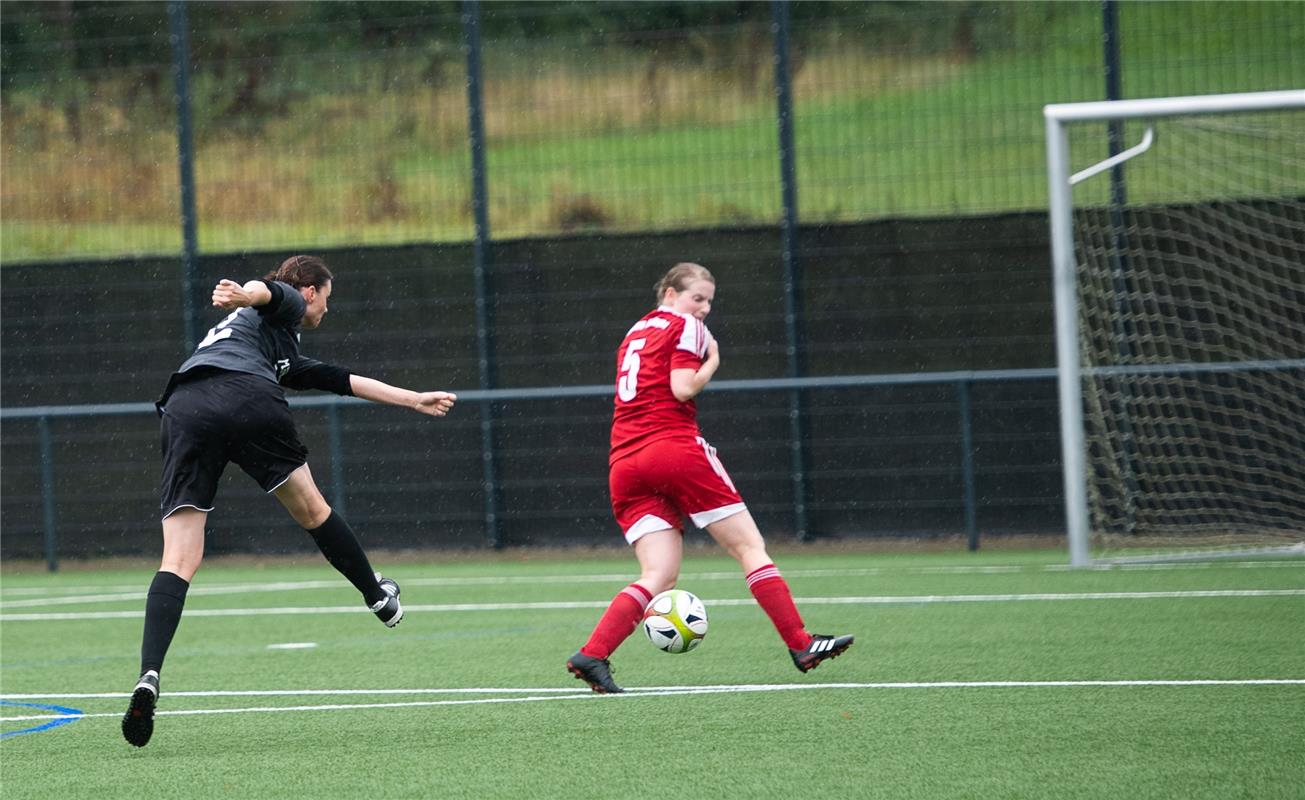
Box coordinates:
[179,280,307,384]
[157,280,351,411]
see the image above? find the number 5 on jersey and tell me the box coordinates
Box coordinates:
[618,337,647,402]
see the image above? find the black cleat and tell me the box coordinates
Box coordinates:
[566,651,624,693]
[790,633,854,673]
[370,574,403,627]
[121,670,159,747]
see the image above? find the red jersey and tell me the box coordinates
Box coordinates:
[609,306,712,464]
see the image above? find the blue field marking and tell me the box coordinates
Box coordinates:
[0,700,84,739]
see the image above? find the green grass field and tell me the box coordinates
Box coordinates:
[2,547,1302,798]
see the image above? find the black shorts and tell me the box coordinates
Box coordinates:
[158,369,309,518]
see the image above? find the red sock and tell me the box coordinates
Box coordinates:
[747,564,811,651]
[580,583,653,660]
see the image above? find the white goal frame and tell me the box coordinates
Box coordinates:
[1044,89,1305,567]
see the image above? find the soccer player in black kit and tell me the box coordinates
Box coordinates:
[122,255,456,747]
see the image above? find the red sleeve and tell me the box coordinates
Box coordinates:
[670,350,701,370]
[669,315,706,370]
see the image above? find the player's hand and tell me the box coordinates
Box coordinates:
[212,279,253,310]
[413,391,457,417]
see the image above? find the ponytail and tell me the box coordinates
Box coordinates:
[264,255,333,290]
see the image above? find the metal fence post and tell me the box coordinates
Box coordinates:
[38,416,59,572]
[1101,0,1141,536]
[462,0,502,548]
[771,0,811,542]
[327,402,347,518]
[167,1,203,353]
[957,380,979,551]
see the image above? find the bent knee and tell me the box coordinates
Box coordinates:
[159,556,202,583]
[297,503,333,530]
[637,571,679,596]
[287,487,332,529]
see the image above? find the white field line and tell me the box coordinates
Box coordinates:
[2,569,1010,605]
[0,571,858,606]
[1,589,1302,622]
[6,679,1305,702]
[3,680,1303,723]
[4,560,1302,604]
[5,687,594,700]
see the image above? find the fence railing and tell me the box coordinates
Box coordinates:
[5,2,1302,265]
[0,367,1061,571]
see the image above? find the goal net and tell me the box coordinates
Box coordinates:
[1045,91,1305,565]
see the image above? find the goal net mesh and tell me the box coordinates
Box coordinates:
[1069,107,1305,560]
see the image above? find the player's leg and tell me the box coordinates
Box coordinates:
[703,509,808,649]
[632,526,683,597]
[146,507,206,669]
[597,451,687,657]
[680,434,854,673]
[582,528,682,660]
[705,509,854,671]
[124,508,206,747]
[272,464,399,626]
[664,437,801,648]
[567,454,683,692]
[125,381,221,747]
[225,380,398,625]
[566,529,682,694]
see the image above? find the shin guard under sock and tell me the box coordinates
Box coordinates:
[307,510,384,605]
[580,583,654,660]
[746,564,811,651]
[140,570,190,675]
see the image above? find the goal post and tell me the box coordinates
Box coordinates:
[1044,90,1305,567]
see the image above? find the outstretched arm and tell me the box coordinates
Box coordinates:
[212,279,272,310]
[670,335,720,402]
[350,375,457,417]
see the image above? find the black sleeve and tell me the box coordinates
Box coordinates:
[280,356,353,395]
[255,280,285,316]
[258,280,307,326]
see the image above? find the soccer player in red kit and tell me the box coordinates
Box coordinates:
[566,262,853,693]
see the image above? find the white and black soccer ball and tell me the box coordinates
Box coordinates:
[641,589,709,654]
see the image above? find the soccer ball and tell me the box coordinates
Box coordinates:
[641,589,708,653]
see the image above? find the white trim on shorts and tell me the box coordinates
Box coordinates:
[162,503,215,520]
[266,471,297,494]
[625,514,678,545]
[689,502,747,529]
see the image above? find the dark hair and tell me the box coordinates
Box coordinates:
[654,262,714,305]
[264,255,333,290]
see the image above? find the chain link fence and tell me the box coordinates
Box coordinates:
[4,1,1300,261]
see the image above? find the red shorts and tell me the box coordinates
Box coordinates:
[609,435,746,544]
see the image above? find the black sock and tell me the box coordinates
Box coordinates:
[140,570,190,675]
[307,510,384,605]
